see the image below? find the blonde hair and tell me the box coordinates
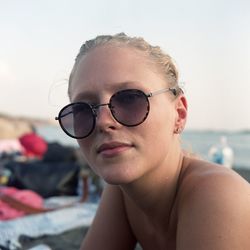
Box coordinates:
[68,33,181,96]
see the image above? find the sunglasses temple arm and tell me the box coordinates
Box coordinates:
[55,111,73,120]
[147,87,177,97]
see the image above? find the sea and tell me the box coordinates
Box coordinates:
[37,126,250,169]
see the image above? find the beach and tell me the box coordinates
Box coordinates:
[1,119,250,250]
[37,125,250,169]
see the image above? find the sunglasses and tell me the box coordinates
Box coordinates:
[55,87,179,139]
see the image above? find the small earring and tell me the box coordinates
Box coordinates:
[174,127,182,134]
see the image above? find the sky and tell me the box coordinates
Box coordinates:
[0,0,249,130]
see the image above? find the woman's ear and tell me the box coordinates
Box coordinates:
[174,95,188,133]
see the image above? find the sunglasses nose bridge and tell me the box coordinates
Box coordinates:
[93,102,119,125]
[93,102,112,118]
[94,102,109,111]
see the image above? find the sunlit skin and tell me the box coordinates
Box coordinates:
[68,45,250,250]
[70,46,186,186]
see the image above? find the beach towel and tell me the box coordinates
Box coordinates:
[0,187,44,220]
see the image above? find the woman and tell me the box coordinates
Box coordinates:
[56,33,250,249]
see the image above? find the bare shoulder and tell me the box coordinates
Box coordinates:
[178,157,250,199]
[176,158,250,250]
[81,184,136,250]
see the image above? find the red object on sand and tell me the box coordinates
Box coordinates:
[19,132,48,158]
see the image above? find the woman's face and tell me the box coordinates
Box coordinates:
[70,45,181,184]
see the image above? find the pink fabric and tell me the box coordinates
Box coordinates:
[0,139,23,154]
[0,187,44,220]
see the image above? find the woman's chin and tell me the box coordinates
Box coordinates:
[100,169,139,185]
[102,175,134,185]
[91,159,143,185]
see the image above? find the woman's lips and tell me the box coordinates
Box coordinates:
[97,142,133,157]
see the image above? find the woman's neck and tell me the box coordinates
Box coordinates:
[120,146,184,229]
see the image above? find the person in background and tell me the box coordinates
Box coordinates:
[208,135,234,168]
[19,125,48,160]
[56,33,250,249]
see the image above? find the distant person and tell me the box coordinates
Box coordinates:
[55,33,250,249]
[19,127,48,160]
[208,136,234,168]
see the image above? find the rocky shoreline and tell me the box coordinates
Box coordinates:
[0,113,53,139]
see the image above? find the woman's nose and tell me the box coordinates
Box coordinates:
[95,104,120,132]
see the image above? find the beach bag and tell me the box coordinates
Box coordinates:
[5,161,80,198]
[42,142,77,162]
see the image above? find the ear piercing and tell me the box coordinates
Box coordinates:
[174,127,182,134]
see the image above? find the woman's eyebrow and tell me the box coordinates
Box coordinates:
[118,81,143,89]
[72,81,143,102]
[72,91,97,102]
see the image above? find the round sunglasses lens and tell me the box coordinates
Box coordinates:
[111,90,149,126]
[60,103,94,138]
